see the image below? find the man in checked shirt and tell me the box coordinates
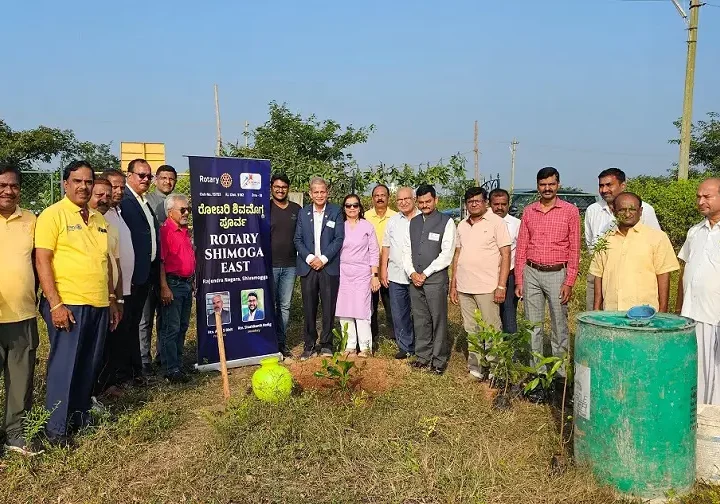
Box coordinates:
[515,167,580,380]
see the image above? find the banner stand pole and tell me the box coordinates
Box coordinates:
[215,312,231,400]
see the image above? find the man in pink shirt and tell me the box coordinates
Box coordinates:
[158,194,196,384]
[515,167,580,376]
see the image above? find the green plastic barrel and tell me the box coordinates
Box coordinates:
[574,312,698,499]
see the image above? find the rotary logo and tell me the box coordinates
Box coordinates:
[219,173,233,188]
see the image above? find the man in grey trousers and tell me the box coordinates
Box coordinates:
[140,165,177,371]
[402,184,456,374]
[0,162,42,456]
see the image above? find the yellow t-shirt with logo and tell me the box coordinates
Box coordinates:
[0,207,37,322]
[35,197,110,308]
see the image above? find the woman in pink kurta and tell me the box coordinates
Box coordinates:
[336,194,380,356]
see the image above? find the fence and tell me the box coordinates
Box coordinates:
[20,170,192,215]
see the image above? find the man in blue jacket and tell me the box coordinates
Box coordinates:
[294,177,345,360]
[119,159,161,383]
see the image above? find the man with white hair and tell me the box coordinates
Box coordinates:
[157,194,195,383]
[293,177,345,360]
[677,178,720,405]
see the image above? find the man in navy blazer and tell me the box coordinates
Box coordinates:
[119,159,161,382]
[294,177,345,360]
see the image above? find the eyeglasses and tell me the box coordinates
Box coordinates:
[466,199,485,206]
[134,172,153,181]
[272,185,289,191]
[177,207,191,214]
[344,203,360,209]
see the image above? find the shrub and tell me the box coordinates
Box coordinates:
[626,176,701,248]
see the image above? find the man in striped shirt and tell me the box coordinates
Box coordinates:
[515,167,580,375]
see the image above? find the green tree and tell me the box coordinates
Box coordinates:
[222,102,375,197]
[73,140,120,170]
[0,120,75,169]
[670,112,720,176]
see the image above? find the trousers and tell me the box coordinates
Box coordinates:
[409,276,450,370]
[300,268,340,352]
[0,319,38,441]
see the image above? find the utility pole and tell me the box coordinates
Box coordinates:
[473,120,479,184]
[510,138,519,197]
[214,84,222,156]
[676,0,701,180]
[244,121,249,148]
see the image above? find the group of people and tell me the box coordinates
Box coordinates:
[0,158,194,455]
[271,167,720,407]
[2,159,720,457]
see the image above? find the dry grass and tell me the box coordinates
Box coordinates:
[0,254,718,503]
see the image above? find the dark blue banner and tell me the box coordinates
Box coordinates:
[188,156,278,371]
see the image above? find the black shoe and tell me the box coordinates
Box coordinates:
[280,346,293,359]
[142,363,154,375]
[394,350,409,360]
[45,434,74,449]
[319,347,333,357]
[411,360,430,369]
[430,366,446,375]
[165,371,190,384]
[300,349,317,361]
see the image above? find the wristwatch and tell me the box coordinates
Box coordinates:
[373,273,378,278]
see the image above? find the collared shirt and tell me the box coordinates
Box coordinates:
[104,207,135,296]
[383,209,419,284]
[455,212,512,294]
[503,213,521,270]
[127,184,157,261]
[160,218,196,278]
[589,223,679,311]
[306,204,329,265]
[35,197,109,307]
[246,309,260,321]
[107,221,121,290]
[678,219,720,324]
[515,199,581,287]
[365,207,397,261]
[402,215,456,278]
[146,189,169,224]
[585,199,661,249]
[0,207,36,323]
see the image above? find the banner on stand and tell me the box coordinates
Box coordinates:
[188,156,279,371]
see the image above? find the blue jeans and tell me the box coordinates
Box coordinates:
[158,277,193,375]
[389,281,414,354]
[273,267,296,349]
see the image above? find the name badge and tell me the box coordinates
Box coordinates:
[428,232,440,242]
[327,221,336,229]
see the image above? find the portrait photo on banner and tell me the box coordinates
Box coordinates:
[241,288,265,322]
[206,291,232,327]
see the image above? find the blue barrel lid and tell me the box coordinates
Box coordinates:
[576,311,696,332]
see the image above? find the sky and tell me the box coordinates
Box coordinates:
[1,0,719,192]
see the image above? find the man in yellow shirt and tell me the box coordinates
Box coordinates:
[590,192,679,312]
[0,163,42,456]
[365,184,396,350]
[35,160,119,446]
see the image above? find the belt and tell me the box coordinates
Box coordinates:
[167,274,193,283]
[526,260,566,272]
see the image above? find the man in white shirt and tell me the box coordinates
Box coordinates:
[120,159,160,382]
[380,187,419,360]
[677,178,720,405]
[584,168,661,310]
[402,184,456,374]
[489,188,521,333]
[98,170,136,393]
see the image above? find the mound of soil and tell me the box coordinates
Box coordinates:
[286,355,410,394]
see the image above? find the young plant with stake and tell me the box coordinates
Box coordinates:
[314,322,355,392]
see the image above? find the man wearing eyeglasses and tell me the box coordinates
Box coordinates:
[590,192,678,312]
[120,159,161,383]
[140,165,177,373]
[157,194,194,384]
[270,174,301,358]
[450,187,511,380]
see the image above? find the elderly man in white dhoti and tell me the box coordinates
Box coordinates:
[677,178,720,405]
